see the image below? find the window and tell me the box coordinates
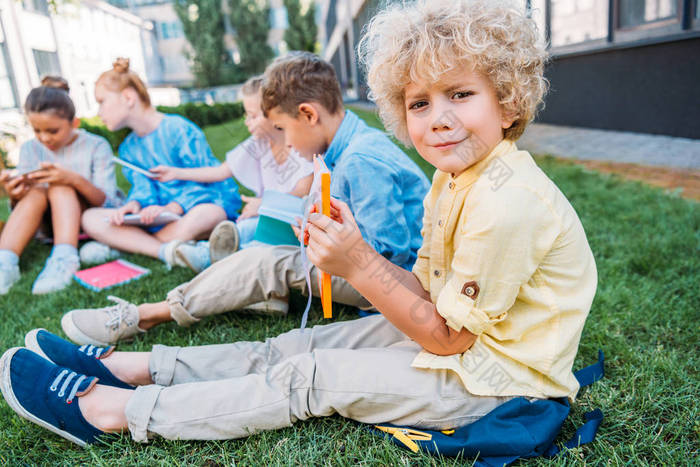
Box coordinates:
[551,0,608,47]
[696,0,699,18]
[23,0,49,15]
[157,22,184,40]
[32,50,61,78]
[0,43,17,109]
[618,0,679,29]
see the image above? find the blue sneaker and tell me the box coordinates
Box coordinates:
[0,347,105,447]
[25,329,134,390]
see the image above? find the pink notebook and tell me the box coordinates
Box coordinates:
[74,259,150,292]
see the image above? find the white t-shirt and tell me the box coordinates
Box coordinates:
[225,136,313,196]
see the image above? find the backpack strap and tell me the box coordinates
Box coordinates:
[574,350,604,388]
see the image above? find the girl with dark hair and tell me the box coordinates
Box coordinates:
[0,77,120,295]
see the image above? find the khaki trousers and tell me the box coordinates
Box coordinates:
[124,314,512,442]
[167,245,372,326]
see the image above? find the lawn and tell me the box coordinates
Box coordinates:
[0,108,698,465]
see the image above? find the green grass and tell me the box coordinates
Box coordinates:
[0,109,698,465]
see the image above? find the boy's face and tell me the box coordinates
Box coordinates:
[404,65,515,176]
[267,104,328,159]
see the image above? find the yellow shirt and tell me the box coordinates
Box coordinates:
[411,139,597,401]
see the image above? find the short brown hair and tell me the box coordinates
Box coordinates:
[96,57,151,107]
[25,76,75,121]
[261,52,343,117]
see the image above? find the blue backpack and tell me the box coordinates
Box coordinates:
[372,351,604,466]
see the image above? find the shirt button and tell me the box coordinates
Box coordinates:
[437,219,443,227]
[464,286,476,296]
[449,182,455,189]
[433,270,441,277]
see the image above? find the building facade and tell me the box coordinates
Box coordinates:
[0,0,156,163]
[321,0,700,139]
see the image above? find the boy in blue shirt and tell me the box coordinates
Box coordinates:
[60,52,430,346]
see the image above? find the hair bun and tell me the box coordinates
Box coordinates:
[113,57,130,73]
[40,76,70,93]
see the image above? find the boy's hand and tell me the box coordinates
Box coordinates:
[149,165,180,182]
[238,195,261,220]
[305,198,368,278]
[27,162,77,186]
[111,200,140,225]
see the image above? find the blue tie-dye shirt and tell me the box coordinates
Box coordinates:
[118,114,240,219]
[325,110,429,270]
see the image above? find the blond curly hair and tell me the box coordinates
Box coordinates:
[358,0,549,144]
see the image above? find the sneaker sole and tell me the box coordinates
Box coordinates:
[0,347,89,448]
[209,221,240,263]
[61,312,112,347]
[24,329,52,363]
[244,298,289,316]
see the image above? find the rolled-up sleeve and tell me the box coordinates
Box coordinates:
[436,185,561,336]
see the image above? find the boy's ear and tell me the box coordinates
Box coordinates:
[298,103,320,125]
[501,110,518,130]
[72,117,81,129]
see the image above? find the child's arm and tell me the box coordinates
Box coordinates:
[289,173,313,198]
[150,163,232,183]
[305,199,477,356]
[28,162,106,207]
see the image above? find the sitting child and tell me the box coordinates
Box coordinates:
[150,76,313,272]
[0,77,120,295]
[0,0,598,449]
[59,51,429,343]
[79,59,241,268]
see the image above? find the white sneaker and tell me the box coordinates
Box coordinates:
[31,255,80,295]
[208,221,240,264]
[61,295,145,346]
[79,241,120,264]
[161,240,187,269]
[175,242,211,273]
[0,263,20,295]
[245,297,289,316]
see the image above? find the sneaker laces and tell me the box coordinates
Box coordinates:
[78,344,109,358]
[49,369,88,404]
[103,296,137,330]
[42,256,78,277]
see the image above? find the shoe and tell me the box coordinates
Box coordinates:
[32,254,80,295]
[61,295,145,346]
[79,241,121,264]
[0,262,20,295]
[25,328,133,389]
[161,240,186,269]
[245,297,289,316]
[0,347,104,447]
[208,220,239,264]
[175,242,211,273]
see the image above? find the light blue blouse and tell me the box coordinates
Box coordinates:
[118,114,240,219]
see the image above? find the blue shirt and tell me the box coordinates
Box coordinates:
[325,110,429,270]
[119,114,240,219]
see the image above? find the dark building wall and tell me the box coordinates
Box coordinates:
[539,37,700,139]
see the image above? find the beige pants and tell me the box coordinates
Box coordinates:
[167,245,372,326]
[124,314,512,442]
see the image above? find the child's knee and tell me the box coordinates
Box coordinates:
[47,184,79,203]
[81,208,109,233]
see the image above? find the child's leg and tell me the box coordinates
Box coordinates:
[154,203,226,243]
[81,207,163,258]
[47,184,81,247]
[0,187,48,255]
[119,342,510,442]
[164,245,371,327]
